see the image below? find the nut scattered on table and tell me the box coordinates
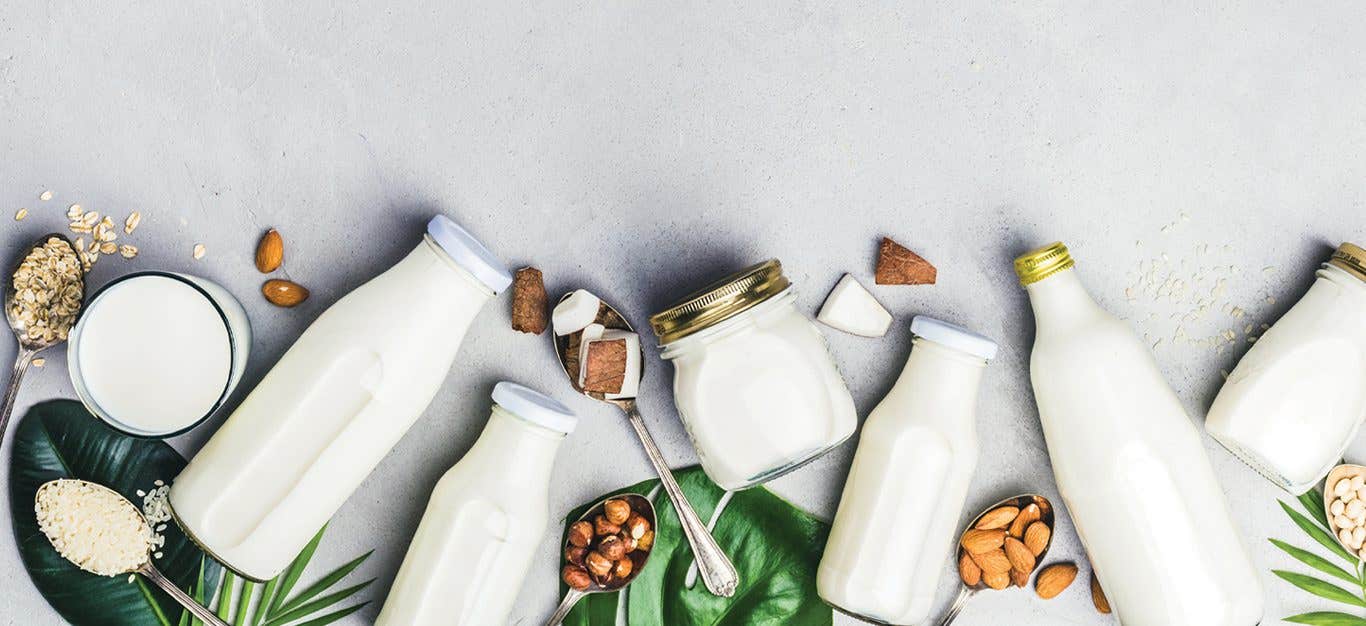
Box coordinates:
[255,229,284,273]
[1034,562,1078,599]
[561,497,653,591]
[262,279,309,308]
[1090,571,1111,614]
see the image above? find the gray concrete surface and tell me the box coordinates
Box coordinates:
[1,2,1364,624]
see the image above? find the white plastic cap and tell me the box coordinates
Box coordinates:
[427,215,513,293]
[910,315,998,361]
[492,381,578,434]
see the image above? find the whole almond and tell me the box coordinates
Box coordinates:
[970,548,1012,575]
[960,528,1006,554]
[1090,572,1111,614]
[958,551,982,586]
[1010,503,1041,538]
[975,506,1020,530]
[983,569,1010,590]
[1004,537,1036,574]
[1035,563,1078,599]
[1011,567,1030,588]
[262,279,309,307]
[255,229,284,273]
[1024,521,1051,556]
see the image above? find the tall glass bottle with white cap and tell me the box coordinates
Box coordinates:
[817,316,997,625]
[377,382,576,626]
[1015,242,1262,626]
[170,215,513,580]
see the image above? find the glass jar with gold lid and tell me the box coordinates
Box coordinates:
[649,259,857,490]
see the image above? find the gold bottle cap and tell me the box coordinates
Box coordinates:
[1329,242,1366,283]
[649,259,791,344]
[1014,242,1075,286]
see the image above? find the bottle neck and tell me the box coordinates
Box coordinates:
[1024,268,1103,333]
[463,406,565,486]
[895,339,987,423]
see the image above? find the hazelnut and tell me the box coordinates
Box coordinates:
[585,551,613,578]
[619,533,637,553]
[564,545,587,566]
[594,515,621,536]
[625,514,650,539]
[603,499,631,525]
[613,557,633,579]
[562,565,592,591]
[599,535,627,560]
[636,529,655,552]
[568,521,593,548]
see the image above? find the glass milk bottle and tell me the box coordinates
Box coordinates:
[169,215,512,580]
[1207,242,1366,493]
[1016,242,1262,626]
[818,316,996,625]
[376,382,576,626]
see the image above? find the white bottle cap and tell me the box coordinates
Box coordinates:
[426,215,513,293]
[492,381,578,434]
[910,315,998,361]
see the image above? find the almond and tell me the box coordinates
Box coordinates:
[958,551,981,586]
[1090,572,1111,614]
[255,229,284,273]
[262,279,309,307]
[1023,521,1051,556]
[975,506,1020,530]
[1035,563,1078,599]
[1004,537,1036,574]
[970,548,1012,575]
[1010,503,1041,538]
[1011,567,1030,588]
[983,569,1010,590]
[960,528,1006,554]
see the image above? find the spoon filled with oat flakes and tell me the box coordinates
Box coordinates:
[1,234,85,434]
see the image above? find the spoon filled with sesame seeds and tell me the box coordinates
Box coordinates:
[0,234,85,435]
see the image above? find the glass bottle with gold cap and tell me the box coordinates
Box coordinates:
[1015,242,1262,626]
[649,259,857,490]
[1206,242,1366,495]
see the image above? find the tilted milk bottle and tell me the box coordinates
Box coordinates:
[376,382,576,626]
[170,215,512,580]
[817,316,997,625]
[1015,242,1262,626]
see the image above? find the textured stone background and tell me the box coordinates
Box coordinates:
[1,2,1363,624]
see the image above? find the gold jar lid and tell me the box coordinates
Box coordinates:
[1014,242,1075,285]
[1330,242,1366,282]
[649,259,791,344]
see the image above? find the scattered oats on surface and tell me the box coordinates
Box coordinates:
[192,243,205,259]
[10,237,83,343]
[119,245,138,259]
[100,242,117,255]
[67,205,82,220]
[40,191,53,201]
[15,208,28,221]
[32,358,45,367]
[124,212,141,234]
[82,211,100,227]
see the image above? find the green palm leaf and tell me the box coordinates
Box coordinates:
[1271,539,1360,585]
[1300,490,1332,530]
[1285,611,1366,625]
[275,551,373,615]
[261,580,374,626]
[288,602,370,626]
[268,526,327,615]
[1281,500,1359,564]
[1273,571,1366,608]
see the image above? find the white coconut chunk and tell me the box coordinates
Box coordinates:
[552,289,602,336]
[816,274,893,337]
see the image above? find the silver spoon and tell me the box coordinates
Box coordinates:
[938,494,1056,625]
[546,494,658,625]
[1,233,85,435]
[36,479,228,626]
[553,292,739,597]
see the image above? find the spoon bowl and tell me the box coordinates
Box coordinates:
[1323,464,1366,560]
[552,292,641,402]
[545,493,657,625]
[938,493,1055,625]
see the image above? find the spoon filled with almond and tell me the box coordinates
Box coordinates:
[938,494,1060,625]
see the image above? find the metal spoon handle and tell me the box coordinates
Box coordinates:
[622,402,738,597]
[937,586,976,626]
[0,348,37,436]
[544,588,586,626]
[138,562,229,626]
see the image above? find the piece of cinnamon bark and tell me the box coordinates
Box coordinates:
[511,267,549,334]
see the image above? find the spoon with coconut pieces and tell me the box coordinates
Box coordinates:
[546,494,658,625]
[552,290,738,597]
[35,478,228,626]
[938,494,1056,625]
[1,234,85,435]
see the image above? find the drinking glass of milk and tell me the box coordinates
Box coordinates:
[67,272,251,438]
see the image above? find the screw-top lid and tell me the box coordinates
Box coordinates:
[1014,242,1075,286]
[492,381,577,434]
[426,215,513,293]
[649,259,791,344]
[1329,242,1366,283]
[911,315,998,360]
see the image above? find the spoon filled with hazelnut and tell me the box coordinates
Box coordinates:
[547,494,658,625]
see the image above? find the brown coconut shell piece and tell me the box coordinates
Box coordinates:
[875,237,936,285]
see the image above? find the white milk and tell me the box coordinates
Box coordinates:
[1207,243,1366,493]
[69,273,249,437]
[169,215,512,580]
[818,316,996,625]
[1017,243,1262,626]
[376,382,576,626]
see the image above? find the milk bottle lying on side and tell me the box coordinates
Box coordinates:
[169,215,513,580]
[1015,242,1262,626]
